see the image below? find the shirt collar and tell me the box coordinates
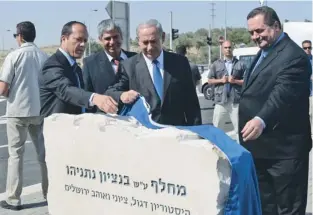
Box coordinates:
[20,42,36,48]
[142,50,164,69]
[105,50,127,62]
[262,32,285,57]
[59,48,76,66]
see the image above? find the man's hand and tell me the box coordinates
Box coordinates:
[92,94,118,114]
[241,118,264,142]
[120,90,140,104]
[220,75,228,84]
[228,75,235,84]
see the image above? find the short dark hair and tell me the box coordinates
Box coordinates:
[61,21,86,37]
[175,45,187,56]
[302,40,312,46]
[247,6,281,29]
[16,21,36,42]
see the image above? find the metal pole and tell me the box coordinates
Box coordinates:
[112,0,115,21]
[2,35,4,51]
[224,0,227,40]
[88,21,91,56]
[219,44,222,59]
[169,11,173,51]
[208,24,211,66]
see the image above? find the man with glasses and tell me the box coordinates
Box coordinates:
[207,40,246,141]
[82,19,136,112]
[0,21,48,211]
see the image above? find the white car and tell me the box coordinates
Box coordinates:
[198,70,214,100]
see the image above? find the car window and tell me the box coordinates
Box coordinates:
[239,55,256,70]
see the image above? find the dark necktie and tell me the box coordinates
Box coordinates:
[73,63,85,113]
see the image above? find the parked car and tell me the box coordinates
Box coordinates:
[199,70,214,100]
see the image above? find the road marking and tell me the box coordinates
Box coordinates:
[0,118,7,125]
[0,141,32,149]
[0,183,42,200]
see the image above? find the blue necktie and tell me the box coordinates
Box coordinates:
[251,53,265,75]
[152,60,163,100]
[73,63,85,113]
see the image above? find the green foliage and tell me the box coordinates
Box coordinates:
[117,27,255,64]
[85,38,103,54]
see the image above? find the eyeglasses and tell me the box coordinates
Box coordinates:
[303,47,312,50]
[13,33,20,38]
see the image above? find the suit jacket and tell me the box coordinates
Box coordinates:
[189,62,201,87]
[39,49,93,117]
[239,34,312,159]
[106,51,202,126]
[82,50,136,94]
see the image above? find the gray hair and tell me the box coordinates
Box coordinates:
[136,19,163,38]
[97,19,123,39]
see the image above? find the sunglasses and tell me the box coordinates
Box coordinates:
[303,47,312,50]
[13,33,20,38]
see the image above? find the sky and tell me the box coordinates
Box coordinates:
[0,0,312,50]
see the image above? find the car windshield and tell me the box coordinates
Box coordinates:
[239,55,256,70]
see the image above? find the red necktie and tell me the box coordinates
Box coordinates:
[113,58,121,73]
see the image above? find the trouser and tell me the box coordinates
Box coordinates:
[212,102,239,141]
[254,157,309,215]
[5,116,48,206]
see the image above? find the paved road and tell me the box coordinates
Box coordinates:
[0,99,42,194]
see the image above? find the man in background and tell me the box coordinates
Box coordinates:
[0,21,48,211]
[208,40,245,140]
[83,19,136,113]
[302,40,313,136]
[39,21,118,117]
[175,45,201,88]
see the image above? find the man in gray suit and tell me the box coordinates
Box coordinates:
[175,45,201,87]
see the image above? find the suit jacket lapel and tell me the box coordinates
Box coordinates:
[242,35,289,92]
[162,51,172,105]
[136,54,158,99]
[99,51,115,77]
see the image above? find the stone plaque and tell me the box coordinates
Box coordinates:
[44,114,231,215]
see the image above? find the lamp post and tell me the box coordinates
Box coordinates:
[88,9,98,56]
[2,29,11,52]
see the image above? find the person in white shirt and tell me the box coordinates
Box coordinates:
[0,21,48,211]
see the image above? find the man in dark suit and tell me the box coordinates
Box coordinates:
[175,45,201,87]
[239,6,312,215]
[82,19,136,112]
[106,19,201,126]
[39,21,118,117]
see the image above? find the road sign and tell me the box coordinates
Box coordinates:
[105,1,130,51]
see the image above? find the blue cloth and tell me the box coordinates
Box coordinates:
[152,60,163,99]
[119,97,262,215]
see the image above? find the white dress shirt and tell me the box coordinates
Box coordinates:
[142,50,165,84]
[104,50,128,72]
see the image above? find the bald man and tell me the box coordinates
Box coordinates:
[207,40,246,141]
